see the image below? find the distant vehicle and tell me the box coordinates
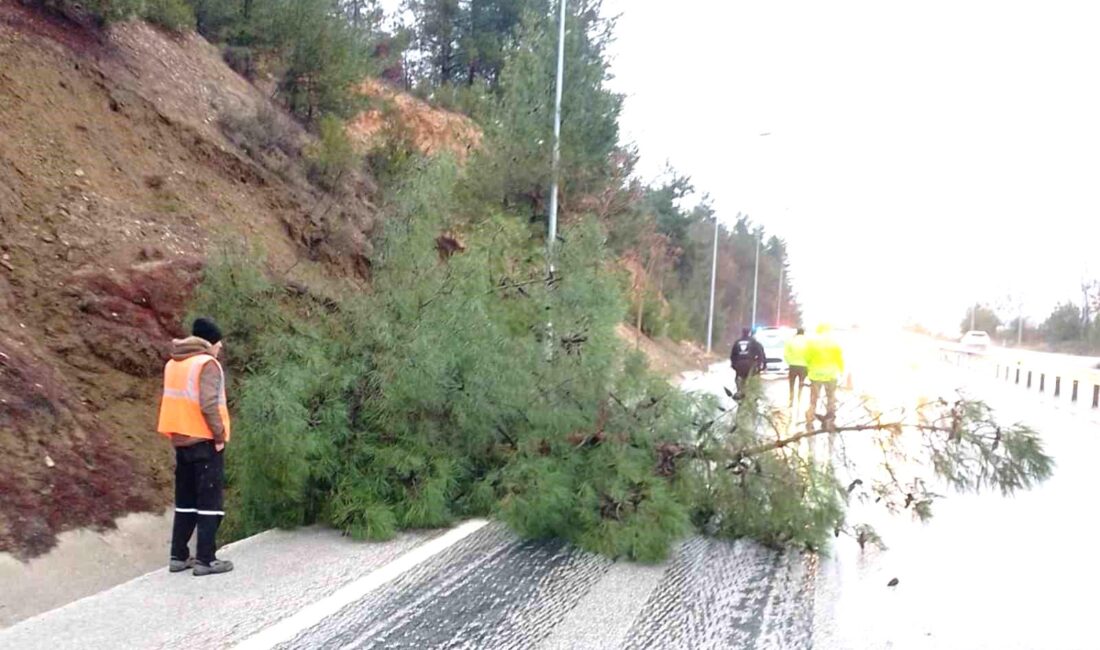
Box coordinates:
[753,326,795,372]
[960,330,992,351]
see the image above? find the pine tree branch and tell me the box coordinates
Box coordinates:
[486,274,561,295]
[727,421,956,467]
[494,423,517,449]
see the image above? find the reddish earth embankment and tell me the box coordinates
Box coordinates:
[0,1,375,556]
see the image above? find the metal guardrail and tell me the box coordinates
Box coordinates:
[941,344,1100,408]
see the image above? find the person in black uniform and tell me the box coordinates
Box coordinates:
[729,327,766,399]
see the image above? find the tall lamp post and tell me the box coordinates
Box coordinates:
[706,134,772,349]
[547,0,567,267]
[751,229,761,330]
[544,0,567,358]
[776,263,784,326]
[704,213,721,356]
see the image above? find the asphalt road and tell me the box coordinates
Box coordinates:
[0,521,817,650]
[3,334,1095,649]
[811,333,1100,649]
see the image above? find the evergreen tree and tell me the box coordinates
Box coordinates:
[342,0,383,32]
[459,0,547,86]
[960,304,1000,335]
[406,0,465,85]
[260,0,371,121]
[1043,301,1083,343]
[471,1,620,219]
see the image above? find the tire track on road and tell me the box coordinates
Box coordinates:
[283,523,610,649]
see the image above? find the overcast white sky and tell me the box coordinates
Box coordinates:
[603,0,1100,332]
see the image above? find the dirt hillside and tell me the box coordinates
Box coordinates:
[615,323,718,378]
[348,79,481,159]
[0,2,387,556]
[0,1,639,558]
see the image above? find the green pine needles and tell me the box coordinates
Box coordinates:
[192,160,1053,561]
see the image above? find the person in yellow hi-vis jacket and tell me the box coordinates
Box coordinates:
[783,327,809,407]
[805,323,844,431]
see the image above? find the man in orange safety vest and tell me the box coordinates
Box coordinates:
[157,317,234,576]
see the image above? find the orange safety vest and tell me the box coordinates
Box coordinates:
[157,354,231,442]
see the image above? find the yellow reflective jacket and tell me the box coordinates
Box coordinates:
[784,334,808,367]
[806,333,844,382]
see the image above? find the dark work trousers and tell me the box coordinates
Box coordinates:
[806,379,838,432]
[732,361,760,394]
[170,441,225,564]
[788,365,808,406]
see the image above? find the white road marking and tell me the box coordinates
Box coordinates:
[232,519,490,650]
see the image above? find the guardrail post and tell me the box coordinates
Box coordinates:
[1072,380,1079,402]
[1055,377,1061,398]
[1027,371,1032,389]
[1040,373,1046,392]
[1015,368,1021,385]
[1093,385,1099,408]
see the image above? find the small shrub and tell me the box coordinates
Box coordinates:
[628,289,669,338]
[665,300,694,342]
[412,80,493,121]
[33,0,141,25]
[218,104,301,161]
[305,116,358,193]
[143,0,194,33]
[222,45,255,80]
[363,104,423,190]
[187,0,244,41]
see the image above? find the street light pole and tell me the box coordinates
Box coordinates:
[751,229,760,330]
[776,263,783,326]
[544,0,566,359]
[706,212,721,353]
[547,0,566,268]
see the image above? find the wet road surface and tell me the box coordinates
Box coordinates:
[277,526,815,650]
[3,333,1095,649]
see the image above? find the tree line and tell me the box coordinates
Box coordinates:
[963,285,1100,352]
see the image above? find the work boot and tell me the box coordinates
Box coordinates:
[168,557,195,573]
[193,559,234,576]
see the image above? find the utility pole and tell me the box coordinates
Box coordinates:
[751,229,760,330]
[776,264,784,326]
[705,213,720,353]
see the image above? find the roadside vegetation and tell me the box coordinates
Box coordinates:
[33,0,1048,558]
[961,295,1100,355]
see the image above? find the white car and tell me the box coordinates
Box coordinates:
[754,326,796,372]
[960,330,992,352]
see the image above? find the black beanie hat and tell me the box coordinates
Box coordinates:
[192,317,223,345]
